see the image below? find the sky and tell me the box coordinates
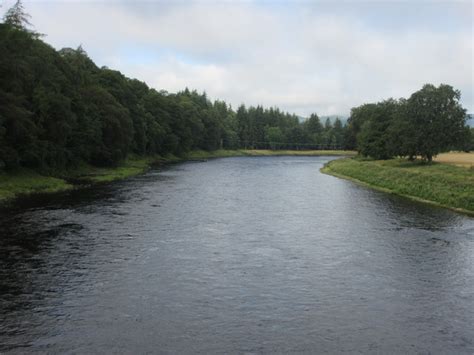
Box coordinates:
[2,0,473,117]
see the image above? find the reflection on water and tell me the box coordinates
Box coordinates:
[0,156,473,353]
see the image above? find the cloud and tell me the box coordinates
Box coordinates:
[3,0,472,116]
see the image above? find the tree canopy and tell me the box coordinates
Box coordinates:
[0,1,469,171]
[0,7,349,172]
[346,85,469,162]
[3,0,32,29]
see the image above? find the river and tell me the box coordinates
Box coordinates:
[1,156,473,353]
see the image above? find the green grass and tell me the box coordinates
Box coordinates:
[0,157,155,203]
[0,169,73,202]
[68,157,153,183]
[322,157,474,215]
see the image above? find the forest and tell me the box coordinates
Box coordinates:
[0,3,347,173]
[0,1,472,173]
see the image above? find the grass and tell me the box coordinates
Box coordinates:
[322,157,474,215]
[67,157,154,183]
[0,169,73,202]
[0,157,156,203]
[0,149,355,204]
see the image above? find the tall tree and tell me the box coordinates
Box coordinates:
[3,0,31,30]
[304,113,323,146]
[403,84,467,161]
[357,99,399,160]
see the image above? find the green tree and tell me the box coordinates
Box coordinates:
[403,84,467,161]
[3,0,31,30]
[357,100,400,160]
[345,106,373,150]
[265,126,284,150]
[469,128,474,152]
[332,117,344,148]
[304,113,323,147]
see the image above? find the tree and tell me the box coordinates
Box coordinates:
[332,118,344,148]
[403,84,467,162]
[304,113,323,147]
[469,128,474,152]
[356,100,400,160]
[265,126,284,150]
[3,0,32,30]
[345,105,373,150]
[2,15,344,171]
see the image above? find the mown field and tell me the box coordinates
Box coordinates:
[322,155,474,215]
[434,152,474,168]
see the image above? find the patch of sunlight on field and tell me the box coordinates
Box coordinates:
[434,152,474,168]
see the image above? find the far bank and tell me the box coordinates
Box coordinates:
[0,149,355,204]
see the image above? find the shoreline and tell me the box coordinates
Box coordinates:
[321,158,474,217]
[0,149,355,205]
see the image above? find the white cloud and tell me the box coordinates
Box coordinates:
[3,0,471,116]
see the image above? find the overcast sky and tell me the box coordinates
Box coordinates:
[3,0,473,117]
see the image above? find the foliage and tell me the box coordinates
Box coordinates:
[356,100,399,159]
[348,85,468,161]
[0,9,351,173]
[401,84,467,161]
[3,0,32,30]
[469,128,474,152]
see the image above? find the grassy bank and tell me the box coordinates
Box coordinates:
[65,156,175,183]
[0,156,173,203]
[0,170,73,203]
[322,157,474,215]
[0,150,354,203]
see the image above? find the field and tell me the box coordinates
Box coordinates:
[434,152,474,168]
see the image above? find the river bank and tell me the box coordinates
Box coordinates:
[322,157,474,216]
[0,149,355,204]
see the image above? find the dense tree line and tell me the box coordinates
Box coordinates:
[234,106,345,150]
[1,2,470,172]
[0,4,348,172]
[345,84,471,161]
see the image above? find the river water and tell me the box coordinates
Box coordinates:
[0,156,473,354]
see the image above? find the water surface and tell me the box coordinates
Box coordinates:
[1,156,473,353]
